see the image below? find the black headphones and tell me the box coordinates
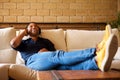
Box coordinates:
[38,26,41,35]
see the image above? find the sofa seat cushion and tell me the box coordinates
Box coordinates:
[9,64,37,80]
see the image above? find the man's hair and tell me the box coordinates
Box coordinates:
[26,22,41,34]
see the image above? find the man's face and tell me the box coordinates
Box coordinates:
[27,23,40,37]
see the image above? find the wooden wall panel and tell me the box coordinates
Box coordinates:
[0,23,106,30]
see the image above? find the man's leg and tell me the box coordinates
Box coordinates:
[56,58,99,70]
[26,52,60,71]
[96,34,118,71]
[49,48,96,65]
[26,48,96,71]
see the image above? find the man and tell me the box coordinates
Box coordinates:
[10,22,118,72]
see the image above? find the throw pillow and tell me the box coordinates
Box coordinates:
[0,27,16,50]
[41,29,66,51]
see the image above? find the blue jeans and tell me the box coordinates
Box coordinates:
[26,48,99,71]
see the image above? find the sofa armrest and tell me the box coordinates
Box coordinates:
[111,59,120,70]
[9,64,37,80]
[0,64,10,80]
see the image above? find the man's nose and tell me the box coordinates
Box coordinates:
[32,26,36,28]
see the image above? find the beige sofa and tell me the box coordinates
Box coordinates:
[0,25,120,80]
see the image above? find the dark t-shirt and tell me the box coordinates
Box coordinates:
[13,37,56,63]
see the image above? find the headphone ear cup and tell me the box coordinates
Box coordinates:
[39,27,41,34]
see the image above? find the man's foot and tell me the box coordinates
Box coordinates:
[96,24,112,52]
[97,34,118,72]
[96,24,112,70]
[103,24,112,40]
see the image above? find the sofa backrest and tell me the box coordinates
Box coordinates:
[66,28,119,51]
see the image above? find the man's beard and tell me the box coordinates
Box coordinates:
[29,32,39,37]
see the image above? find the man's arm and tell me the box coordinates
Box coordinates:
[45,39,56,51]
[10,29,28,48]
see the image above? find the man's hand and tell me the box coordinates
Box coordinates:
[38,48,49,52]
[10,29,28,48]
[24,28,29,36]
